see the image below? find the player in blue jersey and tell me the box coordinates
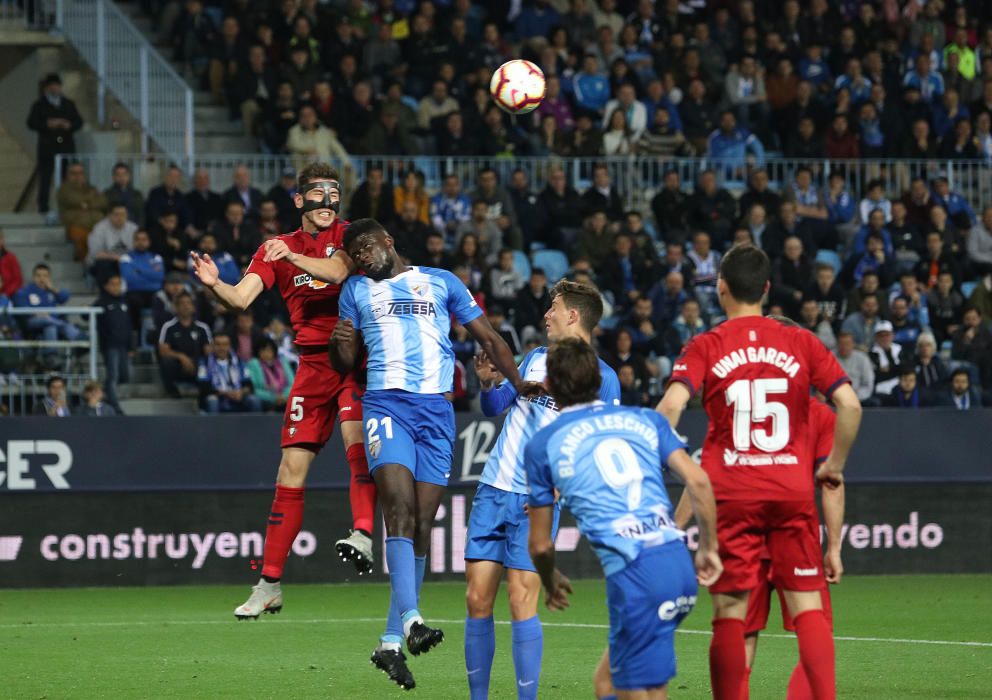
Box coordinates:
[524,338,723,700]
[464,280,622,700]
[329,218,541,691]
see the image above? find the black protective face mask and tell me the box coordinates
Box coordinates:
[301,180,341,214]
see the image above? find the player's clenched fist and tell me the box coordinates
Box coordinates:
[332,317,354,344]
[544,569,573,611]
[815,460,844,489]
[694,547,723,587]
[263,238,295,263]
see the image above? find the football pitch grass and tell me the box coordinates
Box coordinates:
[2,575,990,699]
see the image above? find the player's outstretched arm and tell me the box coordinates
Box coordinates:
[527,505,573,611]
[667,449,723,587]
[817,383,862,489]
[328,318,362,374]
[264,239,354,284]
[464,317,540,396]
[672,489,694,530]
[656,381,691,430]
[192,252,264,310]
[821,482,846,583]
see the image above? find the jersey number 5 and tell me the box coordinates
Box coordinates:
[593,438,644,510]
[725,378,790,452]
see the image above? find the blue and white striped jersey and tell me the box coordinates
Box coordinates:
[479,347,621,494]
[525,403,687,576]
[338,267,483,394]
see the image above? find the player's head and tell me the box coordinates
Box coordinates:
[546,280,603,342]
[295,162,341,231]
[544,337,602,409]
[343,218,397,281]
[717,243,770,308]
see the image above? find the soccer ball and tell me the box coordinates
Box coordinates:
[490,60,546,115]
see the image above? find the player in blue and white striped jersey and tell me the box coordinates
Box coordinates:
[464,281,621,700]
[330,218,541,691]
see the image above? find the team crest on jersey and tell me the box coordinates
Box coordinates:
[288,425,297,438]
[293,272,330,290]
[368,435,382,459]
[411,283,429,298]
[326,245,335,257]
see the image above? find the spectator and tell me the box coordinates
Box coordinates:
[650,170,689,239]
[647,269,688,329]
[882,367,930,408]
[846,268,887,316]
[771,236,812,317]
[706,110,765,179]
[824,113,860,159]
[361,105,415,156]
[13,264,82,365]
[507,170,538,252]
[363,23,402,93]
[185,169,224,237]
[145,164,190,231]
[869,320,905,395]
[263,82,300,152]
[103,162,145,225]
[222,165,264,222]
[889,296,923,347]
[670,297,708,355]
[687,170,736,248]
[245,337,295,411]
[637,105,693,157]
[967,206,992,277]
[604,328,654,390]
[724,54,769,134]
[513,268,551,336]
[852,208,894,257]
[119,229,165,332]
[266,167,299,232]
[764,201,817,261]
[454,200,503,264]
[286,104,352,171]
[437,110,481,156]
[151,272,188,335]
[57,163,108,262]
[573,53,611,115]
[844,232,897,290]
[0,228,24,299]
[208,16,249,106]
[81,380,116,416]
[599,233,650,311]
[798,42,832,90]
[687,230,720,313]
[902,53,944,103]
[602,108,635,155]
[889,201,924,273]
[798,297,837,350]
[835,330,875,404]
[94,274,131,413]
[901,177,935,229]
[170,0,214,78]
[486,249,524,304]
[211,200,261,267]
[87,203,137,284]
[535,75,574,133]
[580,164,623,222]
[227,309,264,364]
[939,116,981,160]
[617,364,649,407]
[944,368,980,410]
[192,232,240,287]
[198,332,261,413]
[915,230,963,289]
[841,294,882,351]
[452,235,486,292]
[27,73,82,217]
[158,293,212,398]
[785,115,824,159]
[738,170,783,226]
[429,174,471,250]
[932,177,976,233]
[855,102,886,157]
[835,57,873,105]
[150,208,189,274]
[680,79,717,152]
[928,270,965,344]
[485,304,521,356]
[623,294,669,362]
[951,307,992,387]
[416,80,458,132]
[859,179,893,225]
[258,199,282,239]
[913,331,948,392]
[391,170,429,226]
[391,200,434,261]
[35,374,70,416]
[234,44,278,136]
[413,230,454,269]
[471,168,520,252]
[901,118,937,158]
[603,84,648,141]
[558,111,605,158]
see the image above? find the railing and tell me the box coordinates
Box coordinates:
[0,306,102,378]
[57,153,992,216]
[0,372,94,416]
[53,0,194,169]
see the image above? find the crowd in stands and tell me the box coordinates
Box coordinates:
[6,0,992,413]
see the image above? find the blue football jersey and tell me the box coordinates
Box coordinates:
[338,267,483,394]
[525,403,687,576]
[480,347,622,494]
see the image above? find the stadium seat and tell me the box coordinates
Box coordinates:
[512,250,531,280]
[531,249,569,284]
[815,249,842,275]
[961,281,977,299]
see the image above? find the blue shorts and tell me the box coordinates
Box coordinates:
[361,390,454,487]
[465,483,562,572]
[606,540,697,691]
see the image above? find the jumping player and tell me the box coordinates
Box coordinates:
[657,244,862,700]
[465,280,621,700]
[326,218,538,690]
[191,163,378,621]
[524,338,722,700]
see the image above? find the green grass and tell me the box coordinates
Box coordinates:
[1,576,990,699]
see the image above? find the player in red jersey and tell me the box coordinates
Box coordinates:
[191,163,378,619]
[658,244,862,700]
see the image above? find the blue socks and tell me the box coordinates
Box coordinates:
[465,615,495,699]
[384,537,418,641]
[382,550,428,645]
[599,696,618,700]
[511,616,543,700]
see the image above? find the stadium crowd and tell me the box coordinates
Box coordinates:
[3,0,992,413]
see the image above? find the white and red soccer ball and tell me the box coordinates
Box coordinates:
[489,59,547,115]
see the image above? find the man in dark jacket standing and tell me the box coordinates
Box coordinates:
[27,73,82,217]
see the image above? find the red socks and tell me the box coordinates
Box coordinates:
[793,610,836,700]
[710,618,748,700]
[261,484,305,580]
[787,662,814,700]
[346,443,377,534]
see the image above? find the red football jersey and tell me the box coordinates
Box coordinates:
[670,315,849,501]
[246,220,348,347]
[807,398,835,469]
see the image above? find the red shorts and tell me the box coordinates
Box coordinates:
[745,558,833,634]
[281,348,363,450]
[710,500,825,594]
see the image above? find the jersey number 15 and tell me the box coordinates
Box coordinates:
[725,378,790,452]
